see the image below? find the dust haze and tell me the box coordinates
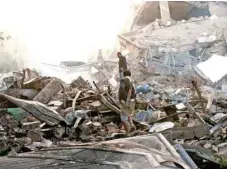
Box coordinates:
[0,0,141,71]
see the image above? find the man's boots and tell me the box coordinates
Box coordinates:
[128,117,136,132]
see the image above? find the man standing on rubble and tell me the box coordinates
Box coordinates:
[117,52,127,80]
[119,69,136,133]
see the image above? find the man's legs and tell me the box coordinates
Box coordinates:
[120,114,130,133]
[128,101,136,132]
[119,71,124,80]
[128,116,136,132]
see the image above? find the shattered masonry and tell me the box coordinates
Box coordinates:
[1,1,227,169]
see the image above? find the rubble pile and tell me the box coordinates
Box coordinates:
[2,67,227,168]
[0,69,150,157]
[122,75,227,168]
[86,1,227,168]
[2,1,227,169]
[113,1,227,85]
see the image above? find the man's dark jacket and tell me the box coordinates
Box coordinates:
[118,56,127,72]
[118,77,136,102]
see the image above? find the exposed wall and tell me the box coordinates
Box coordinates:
[132,1,211,27]
[135,1,161,26]
[168,1,193,21]
[169,1,210,21]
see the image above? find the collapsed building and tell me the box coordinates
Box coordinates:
[117,1,227,85]
[2,1,227,169]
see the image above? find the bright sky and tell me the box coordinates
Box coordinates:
[0,0,139,67]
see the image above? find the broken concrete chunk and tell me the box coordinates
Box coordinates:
[33,79,62,104]
[47,100,63,112]
[96,129,106,136]
[172,129,194,140]
[187,119,197,127]
[0,114,9,127]
[79,124,91,135]
[212,145,219,152]
[167,124,210,139]
[0,141,9,153]
[203,143,212,149]
[194,124,210,138]
[28,138,53,149]
[210,113,227,123]
[71,76,92,89]
[27,130,42,142]
[176,103,186,110]
[164,21,171,27]
[15,137,32,146]
[149,122,175,133]
[5,88,39,100]
[92,122,102,127]
[90,101,101,108]
[217,142,227,148]
[79,134,91,142]
[40,138,53,148]
[217,147,227,158]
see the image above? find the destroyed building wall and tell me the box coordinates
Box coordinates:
[132,1,211,28]
[168,1,210,21]
[135,1,161,26]
[117,0,227,85]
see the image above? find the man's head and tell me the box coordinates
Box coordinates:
[123,69,131,77]
[117,52,122,58]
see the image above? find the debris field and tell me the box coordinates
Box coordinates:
[2,1,227,169]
